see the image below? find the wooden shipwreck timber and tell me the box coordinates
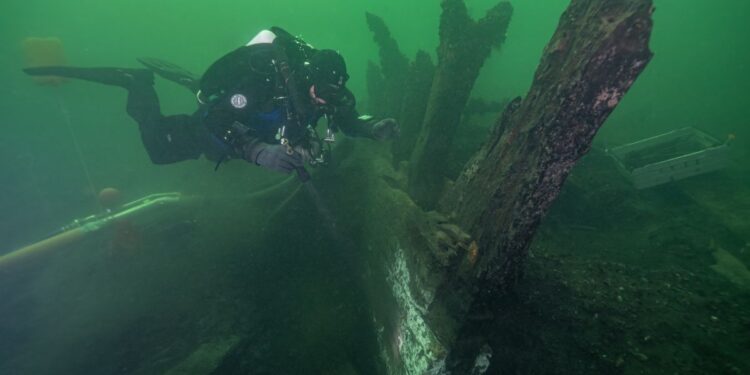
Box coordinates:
[323,0,656,372]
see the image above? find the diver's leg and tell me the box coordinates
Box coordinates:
[124,76,161,125]
[137,114,203,164]
[124,82,202,164]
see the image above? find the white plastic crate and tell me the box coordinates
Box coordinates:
[607,127,730,189]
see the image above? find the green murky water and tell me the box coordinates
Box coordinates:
[1,0,748,374]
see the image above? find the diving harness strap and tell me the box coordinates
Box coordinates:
[271,42,333,166]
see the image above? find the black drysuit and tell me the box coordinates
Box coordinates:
[126,38,374,167]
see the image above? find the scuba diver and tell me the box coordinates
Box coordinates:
[23,27,400,180]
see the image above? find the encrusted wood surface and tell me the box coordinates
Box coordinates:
[365,12,411,119]
[442,0,655,294]
[408,0,513,208]
[365,13,436,163]
[349,0,655,372]
[393,51,435,163]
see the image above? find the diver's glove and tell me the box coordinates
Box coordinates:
[294,142,322,165]
[371,118,400,141]
[243,141,304,175]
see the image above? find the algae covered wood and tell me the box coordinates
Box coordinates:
[364,13,436,163]
[408,0,513,208]
[331,0,655,372]
[365,12,411,119]
[393,51,435,163]
[442,0,655,295]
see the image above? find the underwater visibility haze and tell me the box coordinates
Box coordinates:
[1,0,749,374]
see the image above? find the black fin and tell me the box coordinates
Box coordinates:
[23,66,153,88]
[137,57,200,93]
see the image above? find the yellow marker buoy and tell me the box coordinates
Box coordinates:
[22,37,68,86]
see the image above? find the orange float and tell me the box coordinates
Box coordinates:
[98,187,122,209]
[22,37,68,86]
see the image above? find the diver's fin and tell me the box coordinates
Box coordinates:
[23,66,153,88]
[137,57,200,93]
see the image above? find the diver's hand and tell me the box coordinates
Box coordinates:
[244,142,304,174]
[294,141,322,164]
[371,118,400,141]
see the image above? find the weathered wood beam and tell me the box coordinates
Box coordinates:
[365,61,387,117]
[442,0,655,296]
[364,13,435,163]
[393,50,435,163]
[408,0,513,208]
[365,12,411,118]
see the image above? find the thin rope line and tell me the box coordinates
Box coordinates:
[57,95,98,205]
